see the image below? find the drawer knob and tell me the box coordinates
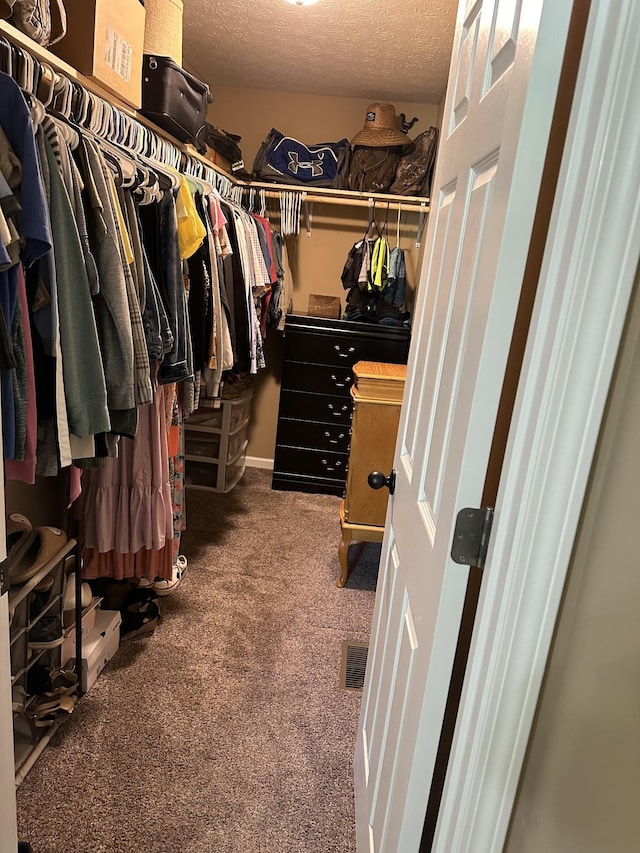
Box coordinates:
[334,345,356,359]
[368,469,396,495]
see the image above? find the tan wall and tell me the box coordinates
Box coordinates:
[208,87,440,172]
[505,268,640,852]
[5,477,67,529]
[207,87,438,460]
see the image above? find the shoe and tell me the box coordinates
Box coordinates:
[34,573,54,593]
[153,555,188,597]
[7,512,32,535]
[28,615,64,649]
[18,842,34,853]
[12,685,27,713]
[62,573,93,611]
[121,599,160,641]
[5,514,34,579]
[44,666,78,698]
[29,692,76,727]
[7,526,67,586]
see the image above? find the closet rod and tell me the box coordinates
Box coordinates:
[260,188,428,211]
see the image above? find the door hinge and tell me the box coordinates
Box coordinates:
[450,507,495,569]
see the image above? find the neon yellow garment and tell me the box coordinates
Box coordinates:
[369,235,390,291]
[175,174,206,260]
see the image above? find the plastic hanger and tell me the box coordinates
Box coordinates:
[416,201,428,248]
[24,91,46,127]
[37,63,57,108]
[53,115,79,149]
[0,37,13,78]
[365,199,381,240]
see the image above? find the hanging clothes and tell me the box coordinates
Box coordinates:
[0,59,283,581]
[77,383,174,560]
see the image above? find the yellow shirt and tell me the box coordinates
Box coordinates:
[175,174,206,260]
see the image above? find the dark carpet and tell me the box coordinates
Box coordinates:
[16,468,380,853]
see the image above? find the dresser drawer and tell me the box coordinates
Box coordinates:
[278,390,353,425]
[284,326,409,368]
[281,361,354,395]
[274,446,349,480]
[276,418,351,453]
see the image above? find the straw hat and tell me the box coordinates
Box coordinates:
[351,103,411,148]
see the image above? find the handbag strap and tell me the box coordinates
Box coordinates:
[49,0,67,46]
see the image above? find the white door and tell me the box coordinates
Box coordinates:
[0,411,16,848]
[354,0,577,850]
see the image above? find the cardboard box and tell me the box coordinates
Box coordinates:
[308,294,342,319]
[51,0,145,109]
[80,608,122,692]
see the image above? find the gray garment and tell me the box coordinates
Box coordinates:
[43,136,110,438]
[78,136,136,413]
[69,154,99,295]
[35,125,50,205]
[99,155,152,407]
[41,116,64,181]
[385,247,407,309]
[122,188,145,310]
[35,417,59,477]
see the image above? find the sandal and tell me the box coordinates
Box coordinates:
[29,693,76,727]
[121,599,160,641]
[44,666,78,698]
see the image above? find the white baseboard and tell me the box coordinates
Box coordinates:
[245,456,274,470]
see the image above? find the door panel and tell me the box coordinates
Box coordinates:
[485,0,521,91]
[354,0,576,850]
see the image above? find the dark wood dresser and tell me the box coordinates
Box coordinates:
[272,314,410,496]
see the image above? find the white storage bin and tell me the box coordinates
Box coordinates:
[81,609,122,692]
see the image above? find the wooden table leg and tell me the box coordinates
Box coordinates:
[337,530,350,588]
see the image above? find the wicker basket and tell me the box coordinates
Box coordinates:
[143,0,184,65]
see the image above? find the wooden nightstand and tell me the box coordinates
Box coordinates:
[337,361,406,587]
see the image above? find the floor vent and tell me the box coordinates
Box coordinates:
[340,642,368,691]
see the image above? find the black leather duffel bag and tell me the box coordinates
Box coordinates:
[141,55,212,146]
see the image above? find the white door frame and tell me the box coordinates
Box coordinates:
[433,2,640,851]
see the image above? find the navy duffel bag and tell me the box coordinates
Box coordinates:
[252,129,351,188]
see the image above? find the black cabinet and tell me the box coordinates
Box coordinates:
[272,314,410,495]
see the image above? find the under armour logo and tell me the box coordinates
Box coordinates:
[288,151,324,176]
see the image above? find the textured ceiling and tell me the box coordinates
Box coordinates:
[183,0,459,104]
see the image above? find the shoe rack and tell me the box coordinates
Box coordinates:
[8,538,81,786]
